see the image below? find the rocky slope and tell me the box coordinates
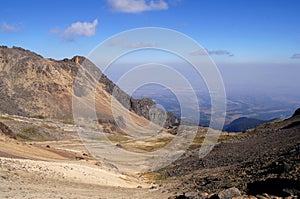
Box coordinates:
[0,46,177,127]
[157,110,300,197]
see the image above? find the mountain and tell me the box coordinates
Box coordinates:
[224,117,268,132]
[1,45,299,198]
[0,46,178,129]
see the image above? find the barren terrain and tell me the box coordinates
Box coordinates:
[0,114,172,199]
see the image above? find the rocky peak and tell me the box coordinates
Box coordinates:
[0,46,179,127]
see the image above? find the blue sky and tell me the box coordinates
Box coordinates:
[1,0,300,63]
[1,0,300,99]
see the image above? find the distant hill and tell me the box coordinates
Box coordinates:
[292,108,300,117]
[224,117,268,132]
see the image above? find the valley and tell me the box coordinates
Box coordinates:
[0,46,299,198]
[1,109,299,198]
[0,113,171,198]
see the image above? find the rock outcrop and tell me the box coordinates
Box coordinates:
[0,121,16,139]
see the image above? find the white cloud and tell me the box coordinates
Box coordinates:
[1,22,18,32]
[62,19,98,41]
[190,49,234,57]
[107,0,168,13]
[291,53,300,59]
[189,49,207,56]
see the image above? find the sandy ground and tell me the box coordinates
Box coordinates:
[0,157,171,199]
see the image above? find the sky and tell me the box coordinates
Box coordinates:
[1,0,300,97]
[1,0,300,62]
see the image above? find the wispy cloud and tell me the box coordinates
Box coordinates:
[209,50,234,56]
[108,36,126,46]
[190,49,234,57]
[291,53,300,59]
[48,27,60,34]
[107,0,168,13]
[127,41,155,48]
[51,19,99,42]
[107,37,156,48]
[189,49,207,56]
[1,22,18,32]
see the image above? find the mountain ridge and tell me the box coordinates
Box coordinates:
[0,45,178,127]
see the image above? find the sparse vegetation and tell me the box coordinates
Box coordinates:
[107,134,131,143]
[127,137,173,152]
[60,120,74,125]
[0,116,14,121]
[16,126,55,142]
[22,127,37,135]
[42,123,57,130]
[32,115,45,119]
[16,127,38,141]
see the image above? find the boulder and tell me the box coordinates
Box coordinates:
[218,187,242,199]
